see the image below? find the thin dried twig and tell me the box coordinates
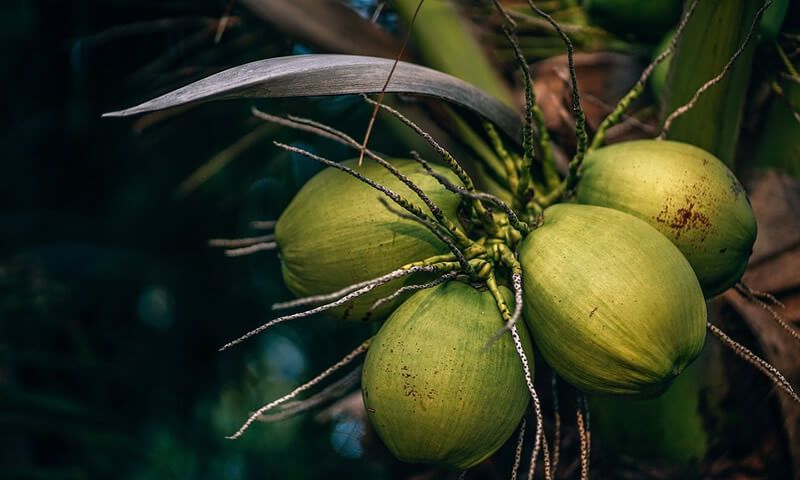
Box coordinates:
[659,2,770,139]
[551,371,561,477]
[735,283,800,343]
[707,322,800,404]
[226,338,372,439]
[219,264,452,351]
[577,397,590,480]
[368,271,458,314]
[209,234,275,248]
[359,0,425,165]
[256,366,361,422]
[511,418,526,480]
[223,242,277,257]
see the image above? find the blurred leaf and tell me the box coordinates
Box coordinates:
[240,0,400,58]
[393,0,514,106]
[103,54,523,145]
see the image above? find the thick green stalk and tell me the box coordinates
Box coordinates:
[660,0,761,166]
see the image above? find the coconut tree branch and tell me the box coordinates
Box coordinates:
[496,19,559,198]
[280,114,471,246]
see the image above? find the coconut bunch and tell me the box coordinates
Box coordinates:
[107,0,800,476]
[199,1,800,476]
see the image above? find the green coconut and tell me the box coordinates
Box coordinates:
[576,140,757,297]
[275,158,461,321]
[520,204,706,397]
[362,281,533,470]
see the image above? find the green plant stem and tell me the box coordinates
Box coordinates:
[660,0,761,166]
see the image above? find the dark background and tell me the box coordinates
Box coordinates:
[0,1,404,478]
[3,1,800,479]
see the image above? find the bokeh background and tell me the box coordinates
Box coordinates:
[2,1,800,479]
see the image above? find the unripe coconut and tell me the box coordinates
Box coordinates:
[276,159,461,321]
[576,140,757,297]
[362,281,533,470]
[519,204,706,397]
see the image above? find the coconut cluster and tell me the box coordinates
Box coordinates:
[266,140,756,469]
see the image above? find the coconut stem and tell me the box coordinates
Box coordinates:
[226,338,372,439]
[525,0,587,198]
[707,322,800,404]
[484,121,520,193]
[360,95,497,231]
[255,366,361,423]
[658,1,769,140]
[510,417,527,480]
[495,15,559,199]
[411,152,530,234]
[378,198,475,277]
[589,0,700,151]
